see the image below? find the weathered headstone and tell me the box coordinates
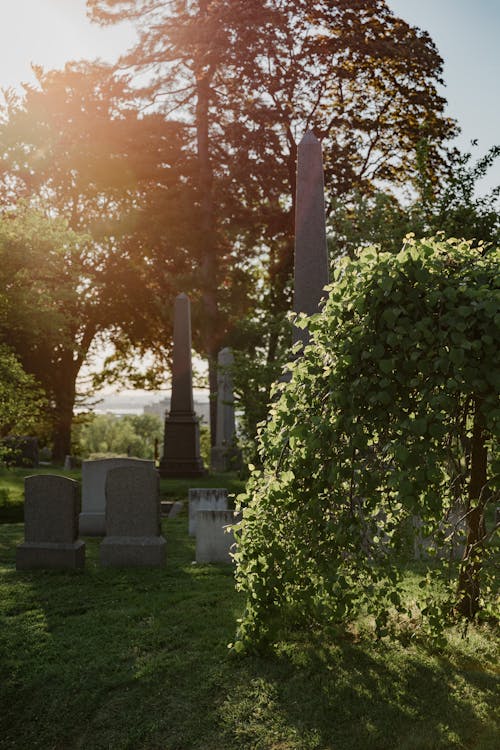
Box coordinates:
[159,294,205,477]
[16,475,85,569]
[211,348,241,472]
[64,455,78,471]
[188,487,228,536]
[413,505,467,561]
[79,457,155,536]
[293,131,330,346]
[195,509,241,564]
[99,465,166,567]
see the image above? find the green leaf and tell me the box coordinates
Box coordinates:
[379,358,394,374]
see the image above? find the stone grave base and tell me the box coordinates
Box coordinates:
[16,540,85,570]
[79,511,106,536]
[159,457,206,478]
[195,510,241,564]
[100,536,166,567]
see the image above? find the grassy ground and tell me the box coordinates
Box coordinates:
[0,469,498,749]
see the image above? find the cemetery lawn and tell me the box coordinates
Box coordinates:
[0,473,497,749]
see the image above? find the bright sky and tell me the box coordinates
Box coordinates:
[0,0,498,192]
[387,0,500,193]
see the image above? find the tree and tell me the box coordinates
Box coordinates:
[0,343,46,445]
[233,237,499,651]
[329,143,500,261]
[0,63,193,458]
[0,206,105,460]
[88,0,454,445]
[77,412,163,459]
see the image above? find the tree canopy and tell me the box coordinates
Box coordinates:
[87,0,456,442]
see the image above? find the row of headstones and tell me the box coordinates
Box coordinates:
[16,464,239,570]
[16,466,165,569]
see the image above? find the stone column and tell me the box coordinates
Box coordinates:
[293,131,330,345]
[210,347,241,472]
[159,293,206,477]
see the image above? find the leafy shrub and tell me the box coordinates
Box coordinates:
[233,237,499,651]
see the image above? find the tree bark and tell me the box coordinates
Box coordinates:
[51,357,78,463]
[456,398,488,619]
[195,0,220,447]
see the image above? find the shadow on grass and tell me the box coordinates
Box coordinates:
[0,517,497,750]
[219,636,499,750]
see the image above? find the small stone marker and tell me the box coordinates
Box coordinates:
[99,465,166,567]
[211,347,241,472]
[293,130,330,345]
[195,510,241,564]
[64,455,78,470]
[16,475,85,569]
[188,487,228,536]
[79,457,155,536]
[159,293,206,477]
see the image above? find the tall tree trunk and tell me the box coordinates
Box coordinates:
[195,0,219,448]
[456,398,488,619]
[51,360,78,464]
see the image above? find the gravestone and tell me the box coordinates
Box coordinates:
[211,348,241,472]
[159,294,205,477]
[99,465,166,567]
[79,457,155,536]
[64,455,78,470]
[413,505,466,561]
[293,131,330,346]
[188,487,228,536]
[195,510,241,564]
[16,475,85,569]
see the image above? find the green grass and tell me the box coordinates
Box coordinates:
[1,500,498,749]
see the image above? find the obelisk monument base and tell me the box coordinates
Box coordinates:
[159,412,206,478]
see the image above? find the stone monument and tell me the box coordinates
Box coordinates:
[188,487,228,536]
[211,347,241,472]
[79,457,155,536]
[99,464,166,567]
[293,130,330,345]
[16,475,85,569]
[195,509,241,564]
[159,293,205,477]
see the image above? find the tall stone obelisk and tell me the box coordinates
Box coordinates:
[210,347,241,472]
[293,131,330,345]
[159,293,205,477]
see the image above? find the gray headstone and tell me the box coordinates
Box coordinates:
[188,487,228,536]
[413,504,466,561]
[195,510,241,564]
[293,131,330,345]
[211,348,241,472]
[159,294,206,478]
[79,457,155,536]
[99,465,166,567]
[16,475,85,569]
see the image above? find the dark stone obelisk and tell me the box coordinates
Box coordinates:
[293,131,330,345]
[159,293,205,477]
